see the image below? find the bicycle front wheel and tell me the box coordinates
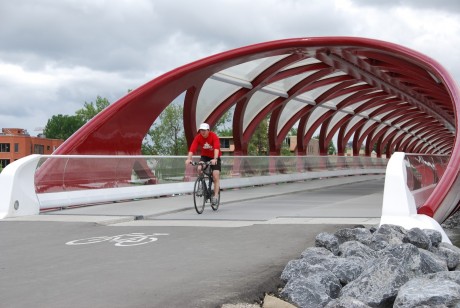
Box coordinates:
[193,177,206,214]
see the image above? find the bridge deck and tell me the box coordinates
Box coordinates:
[1,175,384,308]
[10,174,384,225]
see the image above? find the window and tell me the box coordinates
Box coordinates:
[220,139,230,149]
[0,159,10,168]
[47,145,50,151]
[34,144,44,154]
[284,137,291,147]
[0,143,10,152]
[14,143,19,153]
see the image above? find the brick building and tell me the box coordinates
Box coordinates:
[0,128,64,168]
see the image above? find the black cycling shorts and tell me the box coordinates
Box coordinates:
[200,156,221,172]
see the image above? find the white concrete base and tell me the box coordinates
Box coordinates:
[0,155,41,219]
[381,152,452,244]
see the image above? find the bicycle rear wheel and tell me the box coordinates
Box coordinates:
[193,177,206,214]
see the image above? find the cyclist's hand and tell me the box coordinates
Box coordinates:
[185,159,192,166]
[211,158,217,165]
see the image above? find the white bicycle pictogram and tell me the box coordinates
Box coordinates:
[66,232,169,247]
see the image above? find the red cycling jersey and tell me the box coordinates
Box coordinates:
[189,131,221,158]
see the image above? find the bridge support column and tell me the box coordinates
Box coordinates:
[0,155,41,219]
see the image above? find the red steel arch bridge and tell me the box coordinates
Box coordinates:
[2,37,460,227]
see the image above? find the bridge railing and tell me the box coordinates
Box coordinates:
[380,152,451,243]
[0,154,387,219]
[404,154,450,209]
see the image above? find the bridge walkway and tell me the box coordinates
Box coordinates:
[1,174,384,308]
[12,174,384,226]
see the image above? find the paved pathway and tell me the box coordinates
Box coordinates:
[1,175,384,308]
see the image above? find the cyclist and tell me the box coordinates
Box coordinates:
[185,123,221,205]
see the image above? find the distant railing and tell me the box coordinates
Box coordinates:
[34,155,387,194]
[0,154,387,219]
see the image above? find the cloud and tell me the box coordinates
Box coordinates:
[351,0,460,13]
[0,0,459,135]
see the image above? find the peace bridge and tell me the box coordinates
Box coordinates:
[1,37,459,236]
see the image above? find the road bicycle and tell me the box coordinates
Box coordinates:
[191,161,220,214]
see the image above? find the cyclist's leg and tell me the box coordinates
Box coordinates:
[212,169,220,198]
[197,156,206,173]
[211,158,221,200]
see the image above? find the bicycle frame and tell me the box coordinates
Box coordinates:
[202,164,213,202]
[191,161,220,213]
[195,162,213,202]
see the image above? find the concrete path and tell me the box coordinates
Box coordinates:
[10,174,384,225]
[1,175,384,308]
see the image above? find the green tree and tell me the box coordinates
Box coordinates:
[143,104,187,155]
[214,109,233,136]
[280,141,291,156]
[43,114,85,140]
[328,140,337,155]
[217,127,233,137]
[43,96,110,141]
[280,127,298,156]
[313,135,336,155]
[75,96,110,123]
[248,117,269,155]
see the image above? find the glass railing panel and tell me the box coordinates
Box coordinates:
[35,156,67,193]
[403,154,450,208]
[34,155,389,195]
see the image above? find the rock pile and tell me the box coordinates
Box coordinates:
[442,210,460,231]
[278,224,460,308]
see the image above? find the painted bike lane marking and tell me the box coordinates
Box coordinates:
[66,232,169,247]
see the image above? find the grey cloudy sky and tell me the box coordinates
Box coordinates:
[1,0,460,135]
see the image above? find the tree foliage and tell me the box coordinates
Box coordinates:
[280,127,298,156]
[143,106,233,155]
[248,117,269,155]
[44,96,111,140]
[75,96,110,123]
[328,140,337,155]
[143,104,187,155]
[43,114,85,140]
[214,109,233,136]
[313,135,337,155]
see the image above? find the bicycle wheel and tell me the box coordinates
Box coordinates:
[193,177,206,214]
[210,181,221,211]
